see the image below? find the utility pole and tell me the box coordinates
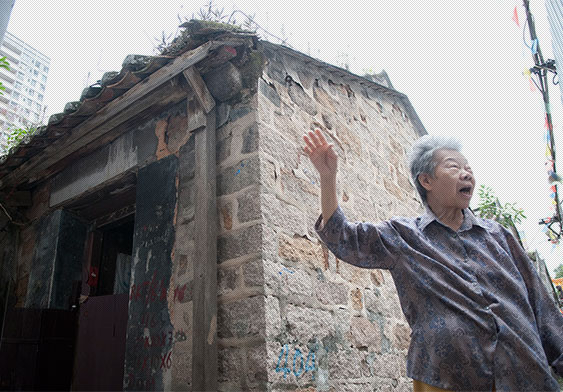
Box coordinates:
[523,0,562,241]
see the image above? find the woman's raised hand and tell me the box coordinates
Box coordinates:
[302,129,338,178]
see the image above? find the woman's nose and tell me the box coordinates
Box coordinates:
[461,171,473,181]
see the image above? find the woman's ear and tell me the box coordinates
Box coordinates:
[418,173,432,192]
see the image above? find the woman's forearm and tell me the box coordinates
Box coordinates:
[320,174,338,227]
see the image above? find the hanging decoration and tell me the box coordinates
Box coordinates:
[513,6,520,27]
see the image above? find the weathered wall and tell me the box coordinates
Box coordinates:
[24,209,86,309]
[123,155,178,391]
[11,100,188,308]
[253,43,422,391]
[0,219,18,334]
[166,76,263,389]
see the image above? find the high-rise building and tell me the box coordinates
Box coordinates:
[0,31,50,149]
[0,0,16,45]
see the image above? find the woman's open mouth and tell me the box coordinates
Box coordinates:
[459,186,472,196]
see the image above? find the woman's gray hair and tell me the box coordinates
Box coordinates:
[407,135,462,204]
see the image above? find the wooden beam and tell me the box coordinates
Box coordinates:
[187,89,206,134]
[0,41,216,189]
[182,67,215,113]
[192,106,218,391]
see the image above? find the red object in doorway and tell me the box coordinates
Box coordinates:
[87,266,99,287]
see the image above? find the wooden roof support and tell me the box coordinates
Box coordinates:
[183,66,215,114]
[186,66,218,391]
[192,102,218,391]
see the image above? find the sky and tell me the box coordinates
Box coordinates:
[6,0,563,276]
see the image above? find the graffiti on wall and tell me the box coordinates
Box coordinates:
[276,343,317,380]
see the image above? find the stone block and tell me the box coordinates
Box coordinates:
[315,281,347,305]
[237,185,261,223]
[313,84,338,113]
[338,261,372,289]
[217,154,260,197]
[216,102,231,128]
[372,353,403,378]
[218,296,265,339]
[261,192,308,235]
[204,61,243,102]
[218,346,243,383]
[265,294,282,336]
[351,288,363,310]
[350,315,382,351]
[371,270,385,286]
[277,232,325,272]
[242,123,259,154]
[218,199,233,231]
[392,322,412,351]
[259,126,300,170]
[217,223,261,263]
[246,345,269,384]
[327,348,363,379]
[218,265,238,296]
[243,257,264,287]
[364,286,403,321]
[278,267,314,298]
[215,130,232,164]
[285,304,334,344]
[259,78,281,107]
[328,380,373,392]
[288,82,317,116]
[383,178,406,202]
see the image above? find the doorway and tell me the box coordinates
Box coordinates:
[69,175,136,391]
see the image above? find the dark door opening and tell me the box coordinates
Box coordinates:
[72,215,135,391]
[91,217,135,297]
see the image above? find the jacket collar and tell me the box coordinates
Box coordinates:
[418,206,486,232]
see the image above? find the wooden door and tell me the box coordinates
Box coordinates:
[71,294,128,391]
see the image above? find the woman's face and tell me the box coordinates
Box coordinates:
[422,149,475,210]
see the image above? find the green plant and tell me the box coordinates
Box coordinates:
[476,185,526,228]
[555,264,563,279]
[1,126,37,153]
[0,56,10,95]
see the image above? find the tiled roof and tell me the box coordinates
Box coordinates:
[0,21,257,191]
[0,19,426,194]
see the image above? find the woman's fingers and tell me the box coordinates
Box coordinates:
[303,134,316,151]
[308,130,323,147]
[306,129,326,149]
[315,128,327,145]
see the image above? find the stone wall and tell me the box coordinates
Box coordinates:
[253,42,423,391]
[167,80,264,389]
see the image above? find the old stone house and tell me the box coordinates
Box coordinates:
[0,21,426,391]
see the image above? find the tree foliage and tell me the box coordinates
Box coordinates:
[0,56,9,95]
[554,264,563,279]
[476,185,526,228]
[0,57,39,154]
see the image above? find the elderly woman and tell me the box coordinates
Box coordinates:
[303,129,563,392]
